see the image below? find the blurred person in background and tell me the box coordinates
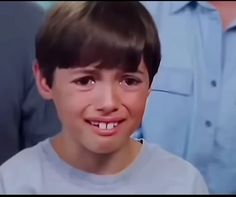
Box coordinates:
[36,1,58,11]
[140,1,236,194]
[0,2,61,164]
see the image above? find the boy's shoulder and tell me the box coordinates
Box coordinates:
[144,140,200,175]
[142,140,208,194]
[0,139,47,181]
[0,139,49,194]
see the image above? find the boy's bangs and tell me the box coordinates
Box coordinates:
[58,25,145,73]
[77,28,144,72]
[54,6,146,72]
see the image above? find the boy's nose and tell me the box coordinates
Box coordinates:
[95,85,119,114]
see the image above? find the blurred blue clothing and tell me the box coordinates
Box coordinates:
[0,138,208,194]
[140,1,236,194]
[36,1,57,10]
[0,2,61,164]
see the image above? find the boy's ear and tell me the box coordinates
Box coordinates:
[33,63,53,100]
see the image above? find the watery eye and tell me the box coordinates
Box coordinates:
[123,78,141,86]
[72,77,95,86]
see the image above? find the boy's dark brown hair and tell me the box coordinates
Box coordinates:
[36,1,161,87]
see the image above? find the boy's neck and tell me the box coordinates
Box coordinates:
[52,133,142,175]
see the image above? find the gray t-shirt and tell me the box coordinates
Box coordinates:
[0,138,208,194]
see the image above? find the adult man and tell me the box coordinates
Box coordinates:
[141,1,236,194]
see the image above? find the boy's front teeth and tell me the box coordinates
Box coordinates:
[91,121,118,130]
[99,122,117,130]
[99,122,107,130]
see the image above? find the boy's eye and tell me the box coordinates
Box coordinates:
[72,76,95,87]
[121,77,141,87]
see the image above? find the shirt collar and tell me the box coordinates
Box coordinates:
[170,2,236,30]
[170,1,216,14]
[170,1,192,13]
[228,19,236,30]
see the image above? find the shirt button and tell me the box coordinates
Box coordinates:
[205,120,212,127]
[210,80,217,87]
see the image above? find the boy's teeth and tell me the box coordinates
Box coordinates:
[91,122,118,130]
[91,121,99,126]
[107,123,114,130]
[99,122,107,130]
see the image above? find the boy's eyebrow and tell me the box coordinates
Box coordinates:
[68,68,145,75]
[69,68,98,75]
[68,62,101,75]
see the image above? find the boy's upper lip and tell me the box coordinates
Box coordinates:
[85,117,125,123]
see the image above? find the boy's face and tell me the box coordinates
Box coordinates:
[35,60,150,154]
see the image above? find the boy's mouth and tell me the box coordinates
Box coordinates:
[89,121,119,130]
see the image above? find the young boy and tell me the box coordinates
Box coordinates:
[0,2,208,194]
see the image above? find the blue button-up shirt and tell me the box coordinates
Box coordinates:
[140,1,236,194]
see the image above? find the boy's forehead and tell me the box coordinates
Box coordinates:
[67,61,146,74]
